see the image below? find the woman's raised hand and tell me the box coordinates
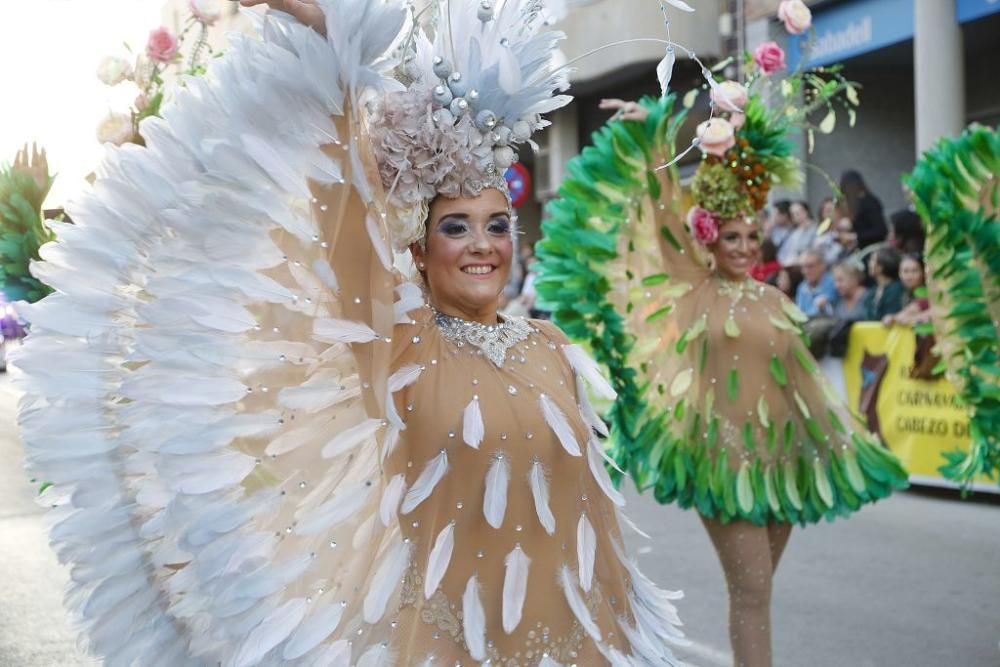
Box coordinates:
[238,0,326,35]
[599,98,649,122]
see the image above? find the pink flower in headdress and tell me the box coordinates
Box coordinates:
[146,27,179,63]
[688,206,720,245]
[753,41,786,75]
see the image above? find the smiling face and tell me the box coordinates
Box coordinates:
[899,256,924,291]
[709,219,761,281]
[410,188,513,323]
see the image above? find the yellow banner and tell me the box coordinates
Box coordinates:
[843,323,994,489]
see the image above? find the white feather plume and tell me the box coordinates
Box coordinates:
[577,513,596,593]
[321,417,382,458]
[540,394,582,457]
[401,449,449,514]
[562,344,616,400]
[281,601,344,659]
[355,642,397,667]
[379,473,407,526]
[231,597,307,667]
[424,521,455,599]
[462,575,487,661]
[502,546,531,634]
[559,565,602,642]
[657,46,676,97]
[388,363,423,393]
[587,436,626,507]
[295,482,373,535]
[313,317,378,344]
[463,396,484,449]
[363,540,412,624]
[576,375,609,438]
[483,452,510,529]
[528,460,556,535]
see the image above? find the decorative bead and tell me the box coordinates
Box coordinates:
[508,385,518,396]
[413,336,422,344]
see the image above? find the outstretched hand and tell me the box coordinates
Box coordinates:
[599,98,649,122]
[237,0,326,35]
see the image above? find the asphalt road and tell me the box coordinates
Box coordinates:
[1,370,997,667]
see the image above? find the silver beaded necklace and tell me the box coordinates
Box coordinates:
[432,308,533,368]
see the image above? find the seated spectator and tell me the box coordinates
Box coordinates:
[777,200,818,266]
[765,199,793,251]
[825,260,868,358]
[772,265,803,300]
[889,209,925,255]
[884,253,931,327]
[862,247,905,321]
[751,239,781,282]
[812,197,842,265]
[840,169,888,249]
[795,249,838,317]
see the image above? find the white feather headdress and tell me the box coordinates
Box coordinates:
[368,0,572,249]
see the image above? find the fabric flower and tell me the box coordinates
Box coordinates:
[688,207,720,245]
[134,93,150,112]
[146,27,179,64]
[96,55,133,86]
[753,41,786,75]
[190,0,221,25]
[777,0,812,35]
[695,118,736,157]
[729,112,746,130]
[96,112,135,146]
[710,80,748,113]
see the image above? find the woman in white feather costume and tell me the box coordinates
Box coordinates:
[13,0,688,664]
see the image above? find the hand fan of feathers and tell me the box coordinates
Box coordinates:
[13,3,480,665]
[907,124,1000,490]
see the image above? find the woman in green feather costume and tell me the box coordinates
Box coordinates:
[536,60,909,667]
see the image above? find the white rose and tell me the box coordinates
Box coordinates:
[189,0,222,24]
[96,112,134,146]
[96,55,133,86]
[777,0,812,35]
[711,80,748,113]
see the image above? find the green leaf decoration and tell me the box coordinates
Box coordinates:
[818,110,836,134]
[757,396,770,428]
[641,273,669,287]
[727,368,740,402]
[783,459,803,511]
[781,301,809,323]
[845,84,860,106]
[645,305,673,323]
[0,157,55,303]
[724,316,740,338]
[841,449,867,495]
[769,354,788,386]
[813,458,835,509]
[827,408,847,435]
[793,345,819,374]
[769,314,798,332]
[682,88,699,109]
[907,124,1000,489]
[737,462,754,514]
[764,466,782,513]
[793,391,812,419]
[670,368,694,397]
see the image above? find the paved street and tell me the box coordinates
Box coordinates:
[0,370,997,667]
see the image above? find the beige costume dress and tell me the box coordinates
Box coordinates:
[13,9,685,667]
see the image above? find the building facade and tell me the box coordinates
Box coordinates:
[746,0,1000,216]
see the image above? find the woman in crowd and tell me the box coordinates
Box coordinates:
[840,170,888,248]
[751,238,782,283]
[777,200,818,266]
[889,209,926,255]
[863,246,905,321]
[884,253,931,326]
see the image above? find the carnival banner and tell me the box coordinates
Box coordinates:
[843,323,997,491]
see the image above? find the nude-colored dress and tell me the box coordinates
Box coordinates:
[12,13,685,667]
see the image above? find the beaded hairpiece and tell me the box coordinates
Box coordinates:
[370,0,570,251]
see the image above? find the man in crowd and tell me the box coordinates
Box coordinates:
[796,249,838,317]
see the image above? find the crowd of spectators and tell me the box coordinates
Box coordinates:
[753,169,931,362]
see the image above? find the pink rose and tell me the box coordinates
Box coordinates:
[753,41,786,75]
[729,112,746,130]
[146,27,179,64]
[710,81,747,113]
[688,207,720,245]
[777,0,812,35]
[695,118,736,157]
